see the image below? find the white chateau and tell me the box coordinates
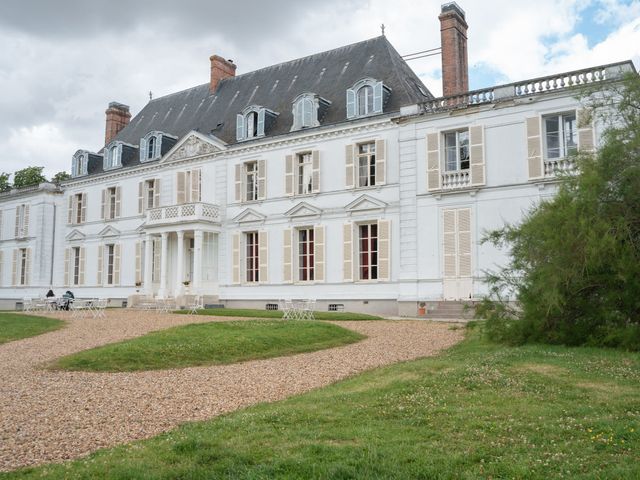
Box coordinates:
[0,4,635,315]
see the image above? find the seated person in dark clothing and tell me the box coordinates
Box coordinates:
[60,290,75,311]
[46,289,55,298]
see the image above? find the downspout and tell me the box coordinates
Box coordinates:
[50,201,56,286]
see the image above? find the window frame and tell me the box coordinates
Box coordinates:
[543,112,577,160]
[145,179,156,210]
[244,161,258,202]
[244,231,259,283]
[357,85,374,116]
[103,142,123,170]
[442,129,470,172]
[296,152,313,195]
[358,223,378,281]
[74,193,83,224]
[106,244,115,286]
[72,246,81,286]
[19,248,28,285]
[357,142,377,188]
[106,187,117,220]
[296,227,315,282]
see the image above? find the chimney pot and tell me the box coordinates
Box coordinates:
[104,102,131,145]
[210,54,237,93]
[439,2,469,97]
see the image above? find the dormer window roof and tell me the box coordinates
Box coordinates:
[236,105,278,142]
[291,93,331,131]
[103,141,123,170]
[71,150,89,177]
[346,78,390,119]
[139,131,170,162]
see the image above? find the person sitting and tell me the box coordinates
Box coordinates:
[60,290,75,311]
[46,289,55,298]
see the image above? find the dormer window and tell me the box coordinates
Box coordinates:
[346,78,390,119]
[140,131,164,162]
[246,111,259,138]
[236,106,278,142]
[147,136,155,158]
[71,150,89,177]
[291,93,330,131]
[103,142,122,170]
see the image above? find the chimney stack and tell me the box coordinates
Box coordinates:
[439,2,469,97]
[104,102,131,145]
[210,55,237,93]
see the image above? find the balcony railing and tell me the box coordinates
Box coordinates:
[544,157,576,177]
[146,202,220,226]
[441,169,471,189]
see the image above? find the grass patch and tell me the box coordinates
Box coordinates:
[0,313,64,345]
[52,320,364,372]
[176,308,383,321]
[7,324,640,479]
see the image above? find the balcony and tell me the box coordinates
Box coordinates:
[146,202,221,226]
[441,170,470,190]
[544,157,576,177]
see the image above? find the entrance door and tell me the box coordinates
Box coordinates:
[442,207,473,299]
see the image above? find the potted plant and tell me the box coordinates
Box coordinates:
[182,281,190,287]
[135,281,142,293]
[418,302,426,316]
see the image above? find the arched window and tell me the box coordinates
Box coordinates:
[346,78,388,119]
[357,85,374,116]
[246,111,258,138]
[103,142,122,170]
[147,136,156,159]
[109,146,118,167]
[237,106,277,141]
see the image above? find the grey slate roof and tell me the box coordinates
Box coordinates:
[86,36,432,176]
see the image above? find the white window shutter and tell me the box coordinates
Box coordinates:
[577,108,595,152]
[138,182,144,214]
[469,126,486,186]
[283,228,293,283]
[427,133,441,191]
[115,187,121,218]
[257,109,266,136]
[526,116,544,180]
[232,233,240,284]
[191,169,201,202]
[375,139,386,185]
[0,250,3,287]
[153,179,160,208]
[97,245,104,285]
[23,205,29,237]
[314,225,325,282]
[378,219,391,281]
[285,155,294,196]
[304,99,313,127]
[101,189,106,220]
[177,171,186,204]
[113,244,121,286]
[457,209,472,278]
[68,196,74,224]
[373,81,384,113]
[64,248,70,286]
[155,135,162,158]
[79,247,86,286]
[80,194,86,223]
[257,160,267,200]
[346,89,356,119]
[312,150,321,193]
[234,164,242,202]
[24,248,31,285]
[258,230,268,283]
[236,114,245,141]
[343,222,353,282]
[139,137,147,162]
[11,249,17,286]
[345,144,355,189]
[443,209,457,278]
[14,206,20,238]
[135,241,142,284]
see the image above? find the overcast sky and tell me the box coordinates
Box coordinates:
[0,0,639,179]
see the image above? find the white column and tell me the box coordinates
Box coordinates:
[144,234,153,295]
[176,230,184,296]
[158,232,168,298]
[193,230,203,293]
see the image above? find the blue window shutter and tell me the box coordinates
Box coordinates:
[346,89,356,119]
[257,109,266,136]
[373,81,384,113]
[155,135,162,158]
[236,114,245,141]
[139,137,146,162]
[304,98,313,126]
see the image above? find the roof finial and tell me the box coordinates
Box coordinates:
[149,91,153,101]
[381,23,386,36]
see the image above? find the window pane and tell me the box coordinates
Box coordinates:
[459,130,470,170]
[545,117,560,158]
[444,133,458,171]
[563,114,577,155]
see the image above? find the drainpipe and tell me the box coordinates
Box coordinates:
[50,201,56,286]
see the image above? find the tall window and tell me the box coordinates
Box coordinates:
[245,162,258,201]
[444,130,470,172]
[297,153,313,195]
[106,244,115,285]
[72,247,81,285]
[106,187,117,220]
[145,179,157,210]
[294,96,314,129]
[357,142,376,187]
[246,111,258,139]
[19,248,28,285]
[72,153,88,177]
[298,228,315,281]
[544,113,577,159]
[359,224,378,280]
[147,136,156,160]
[357,85,374,116]
[15,204,28,238]
[105,144,121,169]
[74,194,84,224]
[245,232,259,283]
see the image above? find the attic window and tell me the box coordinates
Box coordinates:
[236,106,278,142]
[71,151,88,177]
[291,93,330,131]
[103,142,122,170]
[346,78,390,119]
[140,131,163,162]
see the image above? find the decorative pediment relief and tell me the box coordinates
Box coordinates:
[162,131,226,163]
[65,229,86,242]
[98,225,121,237]
[284,201,322,218]
[345,194,388,213]
[233,208,267,224]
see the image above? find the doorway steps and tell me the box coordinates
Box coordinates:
[424,301,475,320]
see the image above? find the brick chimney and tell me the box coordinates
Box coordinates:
[104,102,131,145]
[210,55,236,93]
[439,2,469,97]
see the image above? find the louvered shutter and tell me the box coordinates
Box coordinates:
[64,248,70,286]
[177,172,186,204]
[101,190,106,220]
[257,109,265,136]
[346,89,356,119]
[375,139,386,185]
[191,169,201,202]
[427,133,441,191]
[236,114,245,141]
[257,160,266,200]
[113,244,121,285]
[378,219,390,281]
[114,187,121,218]
[68,196,74,224]
[153,179,160,208]
[258,230,268,283]
[577,108,595,152]
[345,144,355,188]
[0,210,3,240]
[139,137,147,162]
[312,150,320,193]
[155,135,162,158]
[314,225,325,282]
[232,233,240,284]
[14,206,19,238]
[457,209,472,278]
[135,241,142,284]
[24,248,31,285]
[283,228,293,283]
[97,245,104,285]
[235,164,242,202]
[443,209,457,278]
[138,182,144,214]
[11,249,17,286]
[0,251,3,286]
[285,155,294,196]
[526,116,544,179]
[22,205,29,236]
[80,194,86,223]
[79,247,86,285]
[373,81,384,113]
[469,126,486,186]
[343,223,353,282]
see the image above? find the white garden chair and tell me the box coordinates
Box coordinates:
[187,296,204,315]
[92,298,108,318]
[300,299,316,320]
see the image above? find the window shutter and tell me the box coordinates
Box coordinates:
[258,230,268,283]
[139,137,147,162]
[113,244,121,285]
[469,126,486,186]
[257,160,266,200]
[378,219,390,281]
[153,179,160,208]
[24,248,31,285]
[343,222,353,282]
[0,210,3,240]
[135,241,142,284]
[101,189,106,220]
[67,196,74,224]
[526,116,544,180]
[257,109,266,136]
[283,228,293,283]
[232,233,240,284]
[236,114,245,141]
[577,108,595,152]
[155,135,162,158]
[346,89,356,119]
[235,164,242,202]
[177,171,186,204]
[375,139,386,185]
[11,249,17,286]
[64,248,70,286]
[97,245,104,285]
[80,194,87,223]
[79,247,86,286]
[0,250,3,287]
[345,144,355,189]
[304,99,313,127]
[23,205,29,237]
[285,155,294,196]
[443,209,457,278]
[427,133,441,191]
[458,208,472,278]
[115,187,121,218]
[191,169,201,202]
[314,225,325,282]
[138,182,144,214]
[373,81,384,113]
[14,206,20,238]
[312,150,321,193]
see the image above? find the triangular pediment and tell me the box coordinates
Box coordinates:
[65,229,86,242]
[98,225,121,237]
[161,131,226,163]
[233,208,267,224]
[284,201,322,218]
[345,194,388,213]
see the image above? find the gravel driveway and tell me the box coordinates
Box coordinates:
[0,311,463,471]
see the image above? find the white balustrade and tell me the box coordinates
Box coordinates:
[441,170,471,189]
[147,202,221,226]
[544,158,576,177]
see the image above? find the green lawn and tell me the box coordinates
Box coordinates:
[176,308,383,321]
[0,313,64,345]
[7,324,640,479]
[52,320,365,372]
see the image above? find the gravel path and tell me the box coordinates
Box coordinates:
[0,311,463,471]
